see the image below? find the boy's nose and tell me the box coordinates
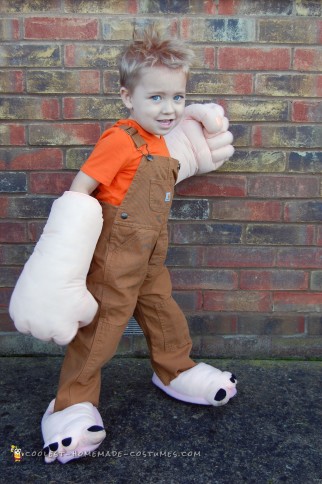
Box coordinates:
[161,99,175,114]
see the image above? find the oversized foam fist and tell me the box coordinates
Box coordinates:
[9,191,103,345]
[164,103,234,184]
[42,400,106,464]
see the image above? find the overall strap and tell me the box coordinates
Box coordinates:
[119,125,147,150]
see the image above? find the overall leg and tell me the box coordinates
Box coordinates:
[55,204,145,412]
[55,264,147,411]
[55,311,127,411]
[134,265,238,407]
[134,265,196,386]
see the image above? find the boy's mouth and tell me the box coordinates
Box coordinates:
[157,119,174,128]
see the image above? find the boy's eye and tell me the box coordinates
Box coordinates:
[174,95,184,101]
[151,95,161,101]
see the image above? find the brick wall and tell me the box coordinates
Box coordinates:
[0,0,321,357]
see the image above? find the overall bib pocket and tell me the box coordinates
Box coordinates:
[149,180,173,213]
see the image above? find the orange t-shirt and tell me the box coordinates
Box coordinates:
[81,119,170,205]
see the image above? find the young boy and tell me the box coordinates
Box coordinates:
[12,28,237,463]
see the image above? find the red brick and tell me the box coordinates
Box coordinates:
[238,315,305,336]
[248,175,319,198]
[7,196,54,219]
[0,148,63,170]
[0,18,19,40]
[218,47,290,71]
[173,291,203,311]
[203,1,217,14]
[292,101,322,122]
[240,270,308,291]
[274,292,322,312]
[277,248,322,269]
[0,197,9,217]
[29,123,101,145]
[63,97,125,120]
[0,222,27,243]
[188,73,253,95]
[288,151,322,173]
[307,316,322,336]
[171,199,209,221]
[64,0,137,14]
[64,44,121,68]
[171,223,242,245]
[319,19,322,43]
[204,291,272,312]
[0,44,61,68]
[0,266,22,287]
[29,172,75,195]
[170,269,238,290]
[202,246,275,268]
[218,0,235,14]
[1,0,60,13]
[259,18,318,44]
[246,224,315,246]
[102,71,120,94]
[0,288,12,307]
[204,47,216,69]
[24,17,99,40]
[253,125,322,148]
[211,200,282,221]
[311,271,322,291]
[188,314,237,335]
[294,48,322,72]
[0,124,26,145]
[176,175,246,197]
[0,310,14,332]
[255,74,319,97]
[27,70,100,94]
[0,70,24,93]
[0,244,32,265]
[317,76,322,97]
[317,226,322,246]
[167,246,203,267]
[28,221,46,243]
[220,99,288,122]
[0,97,60,120]
[0,171,26,193]
[284,201,322,223]
[42,99,60,120]
[218,0,292,15]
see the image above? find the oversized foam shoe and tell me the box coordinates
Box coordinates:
[42,399,106,464]
[164,103,234,184]
[9,191,103,345]
[152,363,237,407]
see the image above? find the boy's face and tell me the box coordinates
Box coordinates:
[120,65,187,136]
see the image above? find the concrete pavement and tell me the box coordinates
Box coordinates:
[1,357,321,483]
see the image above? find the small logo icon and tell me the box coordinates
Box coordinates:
[165,192,171,202]
[11,445,24,463]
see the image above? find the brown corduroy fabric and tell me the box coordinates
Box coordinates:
[54,127,196,411]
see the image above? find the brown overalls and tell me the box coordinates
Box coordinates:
[55,126,196,412]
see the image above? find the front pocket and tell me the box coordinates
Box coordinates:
[105,226,157,289]
[149,180,173,213]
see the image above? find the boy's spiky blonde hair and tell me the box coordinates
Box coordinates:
[119,26,194,92]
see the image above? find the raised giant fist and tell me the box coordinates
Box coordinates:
[164,103,234,184]
[9,191,103,345]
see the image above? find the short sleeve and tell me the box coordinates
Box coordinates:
[81,128,134,187]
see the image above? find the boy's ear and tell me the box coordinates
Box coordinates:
[120,87,133,109]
